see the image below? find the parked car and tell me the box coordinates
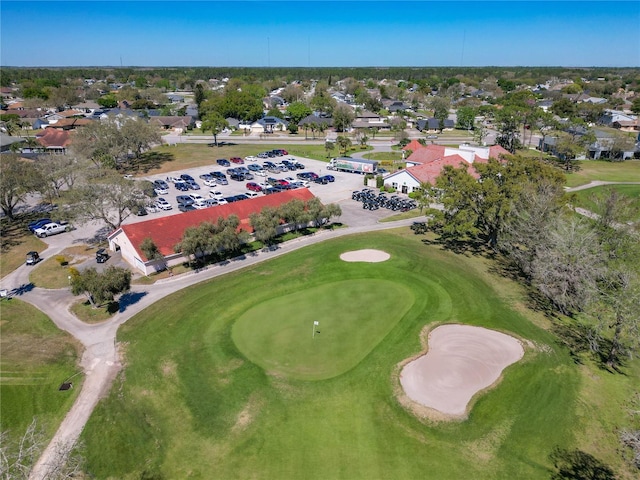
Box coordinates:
[154,179,169,189]
[230,156,244,164]
[313,176,330,185]
[204,198,218,207]
[180,174,195,182]
[426,134,438,139]
[323,175,335,182]
[193,199,208,209]
[203,178,217,187]
[154,185,169,195]
[133,205,148,216]
[176,195,194,206]
[199,173,214,180]
[34,222,70,238]
[187,194,205,203]
[28,218,52,233]
[178,204,196,213]
[155,197,173,210]
[165,176,181,184]
[25,251,40,266]
[174,181,189,191]
[229,172,245,181]
[245,155,258,162]
[96,248,109,264]
[186,179,201,190]
[216,158,231,167]
[246,182,263,192]
[245,192,259,199]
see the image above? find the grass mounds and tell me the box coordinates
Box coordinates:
[80,231,632,479]
[0,298,81,438]
[232,279,413,380]
[564,159,640,187]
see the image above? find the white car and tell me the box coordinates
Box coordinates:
[253,169,267,177]
[245,155,258,162]
[245,191,259,199]
[188,194,205,202]
[193,199,208,209]
[165,176,180,184]
[203,178,217,187]
[209,190,224,199]
[155,198,173,210]
[154,187,169,195]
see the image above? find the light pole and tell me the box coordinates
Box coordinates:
[312,321,319,339]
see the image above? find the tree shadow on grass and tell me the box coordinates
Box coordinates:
[118,291,148,313]
[549,447,616,480]
[128,151,175,173]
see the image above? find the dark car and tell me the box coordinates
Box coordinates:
[180,174,195,182]
[216,158,231,167]
[178,204,196,213]
[314,176,329,185]
[294,162,305,169]
[96,248,109,264]
[25,251,40,266]
[28,218,52,232]
[174,181,189,191]
[322,175,335,182]
[229,172,245,181]
[186,180,201,190]
[210,172,228,185]
[176,195,194,206]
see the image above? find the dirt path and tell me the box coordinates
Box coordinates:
[565,180,640,192]
[5,216,423,479]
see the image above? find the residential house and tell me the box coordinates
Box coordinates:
[352,110,388,129]
[149,116,194,131]
[416,118,455,132]
[35,128,71,154]
[250,116,289,133]
[107,188,317,275]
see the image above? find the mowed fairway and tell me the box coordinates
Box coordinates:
[82,231,582,479]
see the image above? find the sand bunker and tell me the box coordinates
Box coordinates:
[340,249,390,263]
[400,324,524,418]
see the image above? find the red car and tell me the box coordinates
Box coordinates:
[246,182,263,192]
[276,179,289,186]
[230,157,244,164]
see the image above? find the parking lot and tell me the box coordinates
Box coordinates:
[124,153,382,226]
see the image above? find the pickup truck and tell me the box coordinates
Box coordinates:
[33,222,71,238]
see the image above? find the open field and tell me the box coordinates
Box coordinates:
[29,245,98,289]
[79,230,638,479]
[0,299,82,439]
[564,160,640,187]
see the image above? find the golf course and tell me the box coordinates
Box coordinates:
[75,228,637,479]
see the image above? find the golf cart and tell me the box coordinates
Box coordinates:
[26,251,40,266]
[96,248,109,264]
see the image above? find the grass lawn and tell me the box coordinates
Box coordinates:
[0,298,82,440]
[570,184,640,216]
[1,216,47,280]
[29,244,98,289]
[564,159,640,187]
[78,230,637,479]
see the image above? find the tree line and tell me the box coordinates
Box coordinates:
[420,154,639,370]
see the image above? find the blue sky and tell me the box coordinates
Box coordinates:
[1,1,638,67]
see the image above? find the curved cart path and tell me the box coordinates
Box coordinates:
[1,217,423,480]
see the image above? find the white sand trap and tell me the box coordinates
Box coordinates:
[340,249,390,263]
[400,324,524,418]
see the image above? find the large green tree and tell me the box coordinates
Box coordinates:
[427,154,565,249]
[200,112,229,146]
[332,104,354,133]
[0,154,43,220]
[70,266,131,307]
[286,101,312,124]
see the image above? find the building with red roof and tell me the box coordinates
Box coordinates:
[383,143,511,194]
[35,128,72,153]
[108,188,317,274]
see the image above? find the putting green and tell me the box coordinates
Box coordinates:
[232,279,414,380]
